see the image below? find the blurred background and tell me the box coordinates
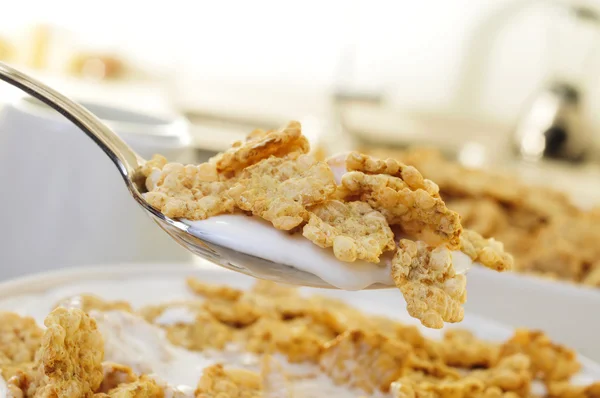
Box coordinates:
[2,0,600,276]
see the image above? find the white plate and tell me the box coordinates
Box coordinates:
[0,263,599,388]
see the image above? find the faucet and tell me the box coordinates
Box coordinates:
[453,0,600,163]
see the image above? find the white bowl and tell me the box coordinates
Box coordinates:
[0,262,599,384]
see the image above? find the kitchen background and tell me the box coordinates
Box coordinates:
[2,0,600,276]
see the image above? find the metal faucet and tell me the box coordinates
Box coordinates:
[513,82,587,162]
[454,1,600,163]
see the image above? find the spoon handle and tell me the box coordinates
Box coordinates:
[0,62,143,185]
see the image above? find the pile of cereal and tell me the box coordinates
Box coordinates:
[1,278,596,397]
[140,122,513,329]
[364,147,600,289]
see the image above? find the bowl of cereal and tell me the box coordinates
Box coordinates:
[0,263,599,397]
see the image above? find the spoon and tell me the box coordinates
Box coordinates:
[0,62,393,289]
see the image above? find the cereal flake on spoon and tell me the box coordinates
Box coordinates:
[140,121,513,328]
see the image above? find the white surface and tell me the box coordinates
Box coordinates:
[0,263,599,386]
[0,96,194,278]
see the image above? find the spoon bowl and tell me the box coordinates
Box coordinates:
[0,62,386,289]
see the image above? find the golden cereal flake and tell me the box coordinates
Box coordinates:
[340,171,462,248]
[460,229,514,272]
[228,155,336,230]
[499,329,580,383]
[440,329,499,368]
[97,362,138,393]
[346,152,440,196]
[319,330,412,394]
[302,200,395,263]
[99,375,164,398]
[211,120,309,174]
[186,277,243,301]
[239,318,323,363]
[547,381,600,398]
[446,197,508,238]
[203,299,261,328]
[54,294,133,314]
[391,240,466,329]
[142,304,233,351]
[469,354,532,396]
[195,364,262,398]
[582,265,600,287]
[305,296,372,335]
[391,375,485,398]
[250,280,299,298]
[238,290,309,321]
[0,312,43,365]
[144,161,235,220]
[139,154,167,178]
[28,308,104,398]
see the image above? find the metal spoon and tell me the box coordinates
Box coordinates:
[0,62,395,289]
